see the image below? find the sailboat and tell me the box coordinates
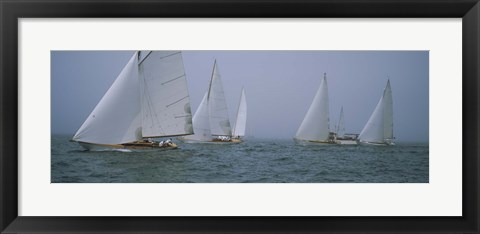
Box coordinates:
[294,73,334,144]
[72,51,194,150]
[231,87,247,142]
[358,79,394,146]
[333,107,358,145]
[179,60,244,143]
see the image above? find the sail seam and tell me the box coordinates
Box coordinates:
[166,96,188,107]
[161,74,186,85]
[159,51,181,60]
[175,115,192,119]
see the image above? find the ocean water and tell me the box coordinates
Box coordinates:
[51,135,429,183]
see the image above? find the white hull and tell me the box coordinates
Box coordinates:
[293,138,334,145]
[177,137,242,144]
[358,140,395,146]
[335,140,358,145]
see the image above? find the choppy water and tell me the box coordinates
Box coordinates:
[52,135,428,183]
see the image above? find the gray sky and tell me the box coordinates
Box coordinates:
[51,51,428,142]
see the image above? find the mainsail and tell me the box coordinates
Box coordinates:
[138,51,193,138]
[207,60,232,136]
[232,87,247,138]
[336,106,346,138]
[359,79,393,144]
[295,73,330,141]
[73,51,193,145]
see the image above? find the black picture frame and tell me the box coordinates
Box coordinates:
[1,0,478,233]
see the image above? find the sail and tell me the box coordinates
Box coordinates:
[232,88,247,138]
[383,80,394,140]
[295,74,330,141]
[138,51,193,138]
[337,106,345,138]
[73,53,142,144]
[359,79,393,143]
[183,93,212,141]
[207,60,232,136]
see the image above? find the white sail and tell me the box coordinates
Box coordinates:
[138,51,193,138]
[73,53,142,144]
[337,106,346,138]
[295,73,330,141]
[359,79,394,144]
[207,60,232,136]
[183,93,212,141]
[232,88,247,138]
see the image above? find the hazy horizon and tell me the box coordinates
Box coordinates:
[51,50,429,142]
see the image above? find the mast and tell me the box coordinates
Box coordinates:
[207,59,216,101]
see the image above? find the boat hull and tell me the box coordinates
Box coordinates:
[293,138,335,145]
[334,140,358,145]
[77,141,178,151]
[177,137,242,144]
[358,140,395,146]
[230,138,243,143]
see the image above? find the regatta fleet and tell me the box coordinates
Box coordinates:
[72,51,395,151]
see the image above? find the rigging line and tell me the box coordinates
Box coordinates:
[175,114,192,119]
[138,51,153,65]
[141,71,166,135]
[166,96,188,108]
[161,74,185,85]
[141,72,154,128]
[158,51,181,60]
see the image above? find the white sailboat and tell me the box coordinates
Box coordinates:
[180,60,243,143]
[231,87,247,142]
[334,106,358,145]
[358,79,394,146]
[294,73,334,144]
[72,51,194,150]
